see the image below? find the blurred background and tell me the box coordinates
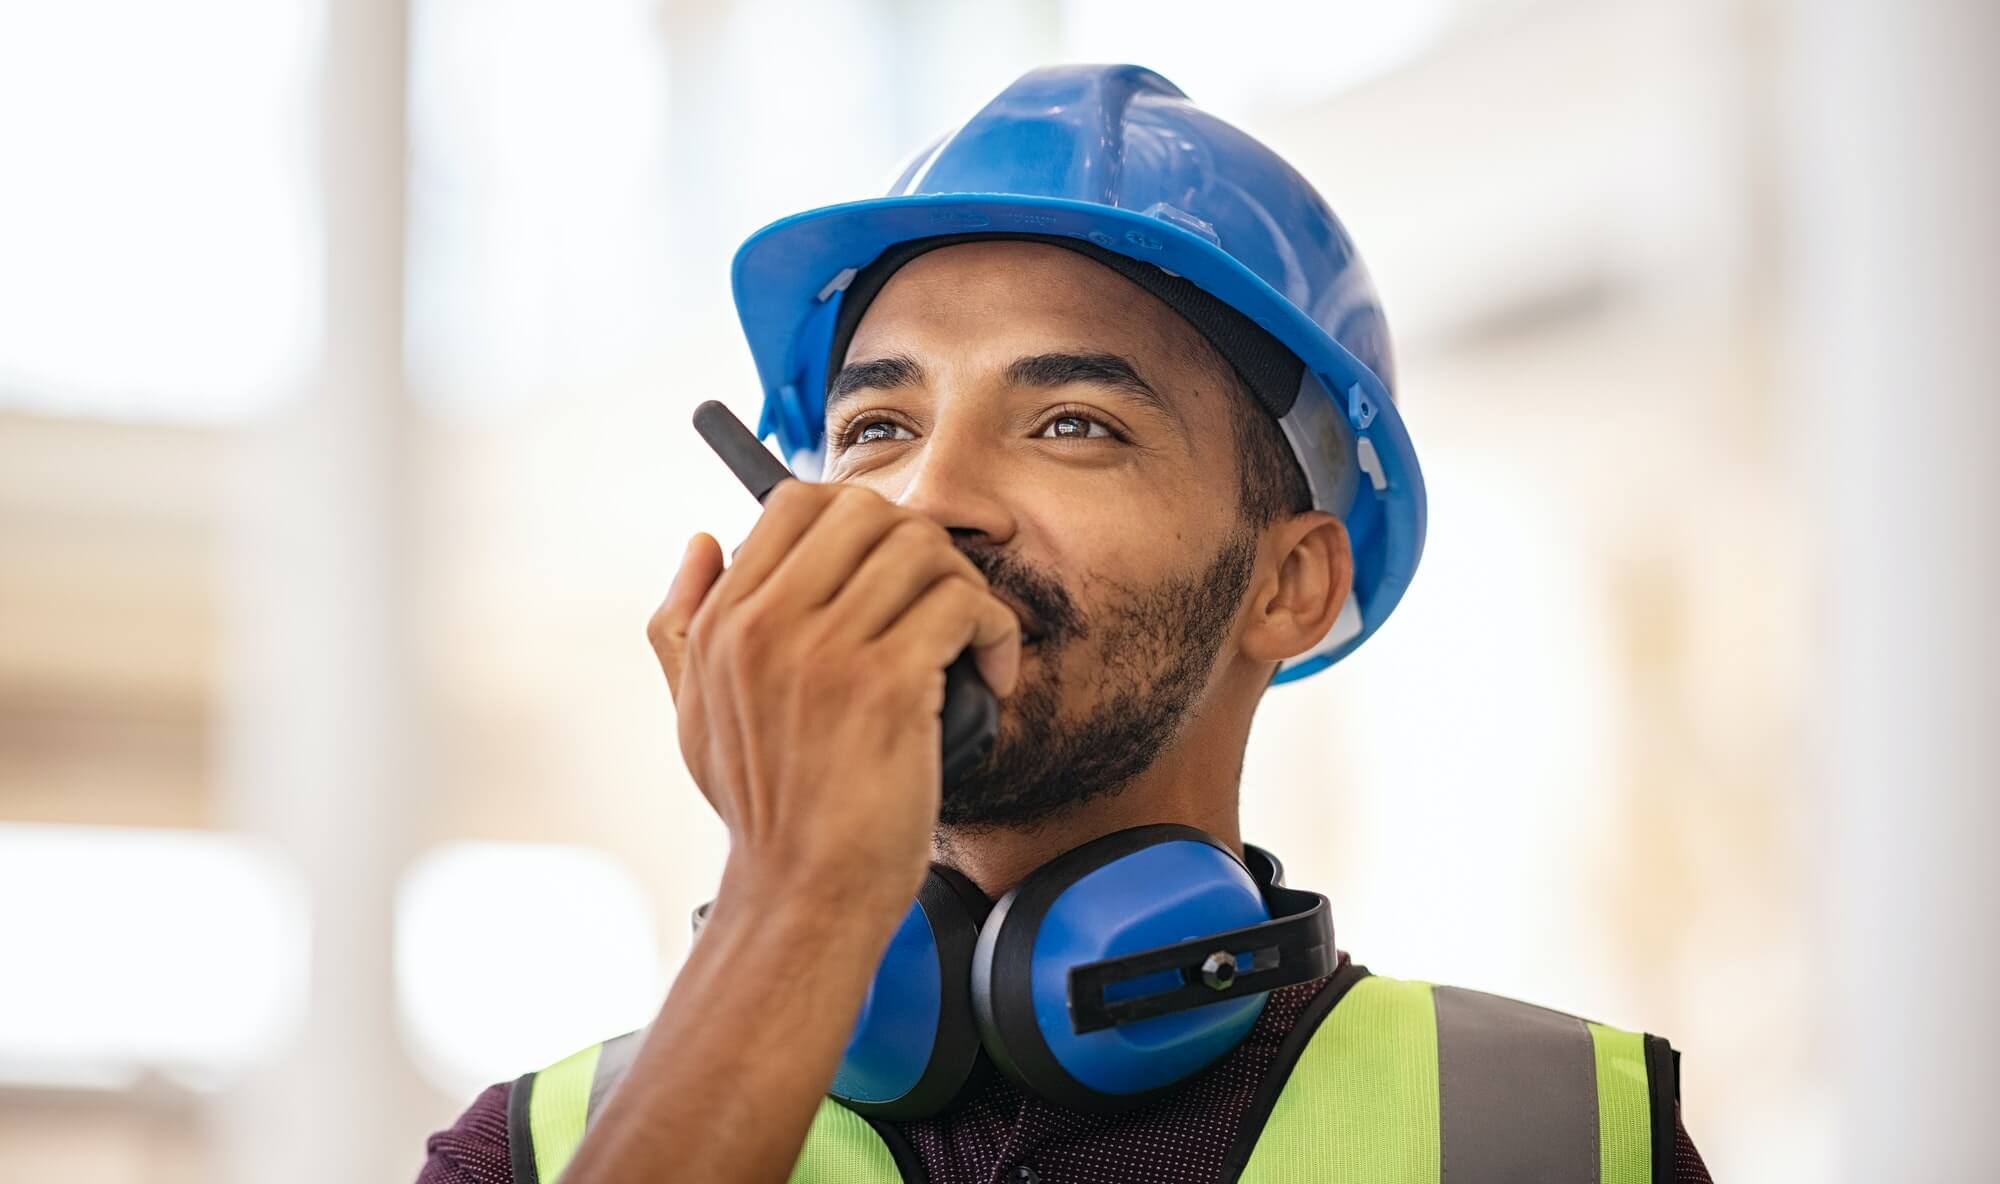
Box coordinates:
[2,0,1995,1180]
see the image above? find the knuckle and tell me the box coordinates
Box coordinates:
[728,603,776,660]
[907,576,971,635]
[832,483,882,514]
[763,481,822,524]
[887,514,947,555]
[939,572,982,607]
[646,605,674,649]
[823,484,887,534]
[766,479,817,511]
[922,575,964,611]
[796,617,850,669]
[686,599,721,649]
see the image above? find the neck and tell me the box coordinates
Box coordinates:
[932,693,1255,899]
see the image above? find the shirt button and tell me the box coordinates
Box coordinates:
[1008,1167,1041,1184]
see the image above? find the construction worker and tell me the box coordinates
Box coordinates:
[418,64,1712,1183]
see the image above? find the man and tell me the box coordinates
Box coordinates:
[420,65,1713,1183]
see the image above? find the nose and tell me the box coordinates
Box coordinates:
[882,423,1017,547]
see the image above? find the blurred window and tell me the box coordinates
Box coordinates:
[0,824,309,1090]
[407,0,674,414]
[396,840,664,1096]
[1059,0,1453,115]
[0,828,663,1097]
[0,2,321,422]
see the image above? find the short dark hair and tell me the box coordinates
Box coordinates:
[1176,329,1315,527]
[1230,376,1315,527]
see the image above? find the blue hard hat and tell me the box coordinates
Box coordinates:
[731,64,1426,679]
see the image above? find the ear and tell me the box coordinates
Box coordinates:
[1239,511,1354,667]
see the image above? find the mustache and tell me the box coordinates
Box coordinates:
[956,542,1083,644]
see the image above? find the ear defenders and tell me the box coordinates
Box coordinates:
[696,823,1334,1118]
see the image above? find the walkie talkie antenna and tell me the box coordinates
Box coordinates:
[693,400,792,503]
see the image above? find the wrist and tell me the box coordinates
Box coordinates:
[712,849,920,940]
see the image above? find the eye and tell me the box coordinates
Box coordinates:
[1038,412,1114,440]
[840,416,914,447]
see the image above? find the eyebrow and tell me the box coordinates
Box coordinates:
[1005,352,1180,421]
[825,350,1187,435]
[827,352,926,410]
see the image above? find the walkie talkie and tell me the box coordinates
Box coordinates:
[691,400,999,785]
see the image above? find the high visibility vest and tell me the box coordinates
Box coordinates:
[506,966,1680,1183]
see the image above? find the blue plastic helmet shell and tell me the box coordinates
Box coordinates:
[731,64,1426,676]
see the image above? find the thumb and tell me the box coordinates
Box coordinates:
[648,532,725,701]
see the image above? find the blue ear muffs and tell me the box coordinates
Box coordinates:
[695,825,1333,1120]
[817,824,1331,1119]
[969,824,1333,1113]
[830,864,994,1118]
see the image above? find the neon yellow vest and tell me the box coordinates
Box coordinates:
[507,969,1678,1183]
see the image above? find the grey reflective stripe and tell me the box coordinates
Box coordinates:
[585,1027,647,1128]
[1433,986,1599,1184]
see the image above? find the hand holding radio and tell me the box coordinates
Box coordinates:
[646,404,1020,910]
[583,440,1018,1184]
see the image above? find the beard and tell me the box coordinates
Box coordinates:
[939,529,1259,830]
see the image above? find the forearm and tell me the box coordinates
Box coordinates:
[560,861,904,1184]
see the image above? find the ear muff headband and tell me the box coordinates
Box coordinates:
[1067,880,1333,1033]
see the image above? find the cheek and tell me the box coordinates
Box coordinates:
[825,464,906,502]
[1063,462,1226,557]
[1021,479,1200,578]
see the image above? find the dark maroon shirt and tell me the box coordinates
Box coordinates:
[417,965,1714,1182]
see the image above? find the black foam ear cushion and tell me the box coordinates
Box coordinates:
[929,862,994,925]
[835,863,994,1120]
